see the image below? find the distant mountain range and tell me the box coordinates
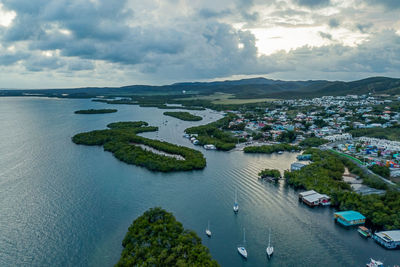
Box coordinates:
[1,76,400,99]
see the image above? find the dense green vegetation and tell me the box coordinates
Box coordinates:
[116,207,219,266]
[348,126,400,141]
[3,77,400,100]
[163,111,203,121]
[244,143,301,154]
[74,108,117,114]
[185,114,239,151]
[332,150,388,190]
[277,130,297,143]
[285,149,400,229]
[369,165,391,179]
[258,169,281,179]
[299,137,329,147]
[72,121,206,172]
[93,98,206,111]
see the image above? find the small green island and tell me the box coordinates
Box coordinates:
[116,207,219,266]
[72,121,206,172]
[258,169,281,181]
[163,111,203,121]
[74,108,117,114]
[244,143,301,154]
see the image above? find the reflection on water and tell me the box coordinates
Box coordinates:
[0,97,398,267]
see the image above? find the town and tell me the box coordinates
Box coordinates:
[223,94,400,183]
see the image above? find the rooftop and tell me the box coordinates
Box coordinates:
[375,230,400,242]
[334,210,366,221]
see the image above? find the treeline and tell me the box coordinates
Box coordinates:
[163,111,203,121]
[258,169,281,179]
[92,98,205,111]
[369,165,390,179]
[185,114,238,151]
[72,121,206,172]
[348,126,400,141]
[284,149,400,230]
[299,137,329,147]
[116,207,219,266]
[74,108,117,114]
[244,143,301,154]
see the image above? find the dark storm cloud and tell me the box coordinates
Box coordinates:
[0,52,27,65]
[198,8,232,19]
[356,23,373,33]
[0,0,399,87]
[328,18,340,28]
[294,0,331,7]
[0,0,280,79]
[366,0,400,9]
[319,32,332,40]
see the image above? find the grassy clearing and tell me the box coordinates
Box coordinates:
[179,92,277,105]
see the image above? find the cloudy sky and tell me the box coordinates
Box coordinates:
[0,0,399,88]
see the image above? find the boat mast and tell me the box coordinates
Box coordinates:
[268,228,271,247]
[235,189,238,203]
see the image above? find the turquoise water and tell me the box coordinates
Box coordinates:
[0,97,398,266]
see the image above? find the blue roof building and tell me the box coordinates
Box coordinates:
[334,211,365,226]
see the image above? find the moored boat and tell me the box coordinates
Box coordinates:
[233,189,239,213]
[266,228,274,258]
[358,226,371,238]
[237,228,247,259]
[366,258,384,267]
[205,220,211,237]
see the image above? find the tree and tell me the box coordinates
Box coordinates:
[116,208,219,266]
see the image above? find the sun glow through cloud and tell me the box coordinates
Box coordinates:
[0,4,16,27]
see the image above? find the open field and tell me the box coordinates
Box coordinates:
[179,92,277,104]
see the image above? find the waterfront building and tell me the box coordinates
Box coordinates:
[334,211,365,226]
[373,230,400,249]
[290,162,306,171]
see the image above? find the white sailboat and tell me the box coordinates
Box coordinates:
[205,220,212,237]
[233,189,239,213]
[266,228,274,258]
[237,228,248,258]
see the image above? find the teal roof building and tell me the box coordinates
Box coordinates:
[334,211,366,226]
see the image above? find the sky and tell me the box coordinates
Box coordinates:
[0,0,399,89]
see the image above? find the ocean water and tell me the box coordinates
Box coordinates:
[0,97,398,266]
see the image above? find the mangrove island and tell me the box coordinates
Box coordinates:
[163,111,203,121]
[116,207,219,266]
[72,121,206,172]
[74,108,117,114]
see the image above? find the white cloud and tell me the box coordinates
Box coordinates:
[0,0,398,88]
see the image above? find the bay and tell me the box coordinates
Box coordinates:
[0,97,398,266]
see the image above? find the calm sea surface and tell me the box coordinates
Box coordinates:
[0,97,398,267]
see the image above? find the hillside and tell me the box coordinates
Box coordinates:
[1,76,399,99]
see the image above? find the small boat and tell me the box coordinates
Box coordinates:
[237,228,247,258]
[358,226,371,238]
[205,220,211,237]
[366,258,384,267]
[266,228,274,258]
[233,189,239,213]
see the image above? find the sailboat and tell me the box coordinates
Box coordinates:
[266,228,274,258]
[233,189,239,213]
[205,220,212,237]
[237,228,248,258]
